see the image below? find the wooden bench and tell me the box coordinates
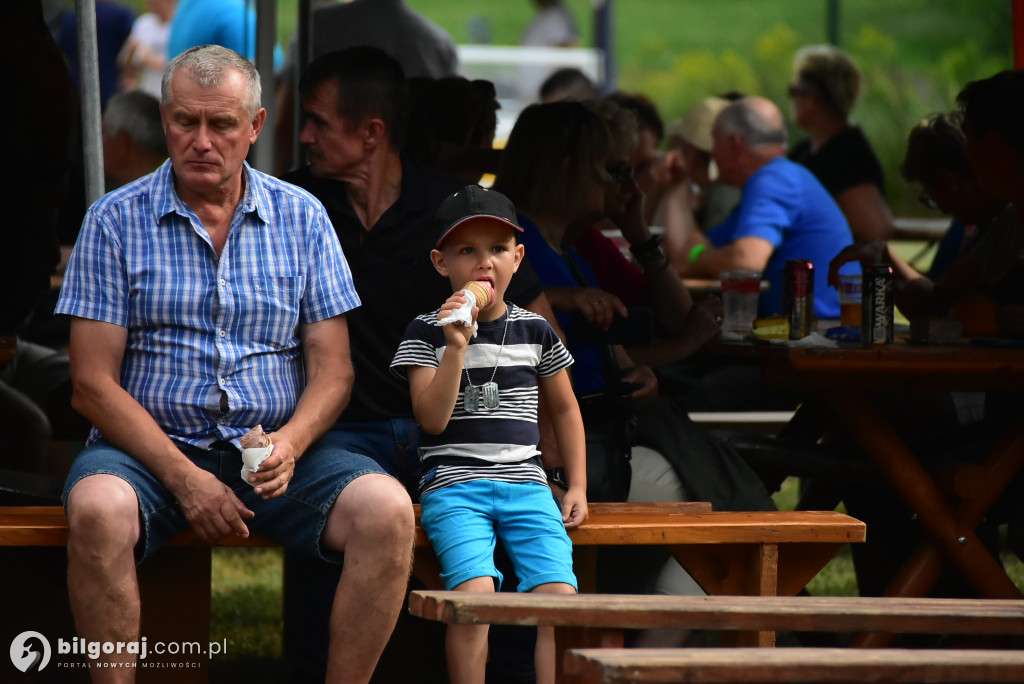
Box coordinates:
[0,503,865,600]
[0,503,863,680]
[564,647,1024,683]
[409,590,1024,683]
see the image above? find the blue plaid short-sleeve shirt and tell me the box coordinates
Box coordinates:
[56,161,360,447]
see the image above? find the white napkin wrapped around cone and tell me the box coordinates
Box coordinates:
[435,281,493,337]
[240,425,273,486]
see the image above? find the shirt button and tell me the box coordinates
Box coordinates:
[220,279,226,286]
[219,377,225,385]
[219,330,226,337]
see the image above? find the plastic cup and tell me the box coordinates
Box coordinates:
[836,274,862,327]
[720,270,761,334]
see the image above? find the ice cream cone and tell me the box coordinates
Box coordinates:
[462,281,492,309]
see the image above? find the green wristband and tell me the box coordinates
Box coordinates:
[688,243,707,266]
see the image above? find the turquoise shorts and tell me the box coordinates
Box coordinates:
[420,479,577,592]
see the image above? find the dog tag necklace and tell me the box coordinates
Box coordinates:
[463,310,510,413]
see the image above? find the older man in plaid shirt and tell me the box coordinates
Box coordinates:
[55,45,413,683]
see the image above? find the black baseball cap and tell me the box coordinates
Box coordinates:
[434,185,523,248]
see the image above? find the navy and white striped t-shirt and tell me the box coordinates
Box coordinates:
[390,304,573,496]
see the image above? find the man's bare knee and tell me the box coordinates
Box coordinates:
[322,474,414,555]
[66,474,140,551]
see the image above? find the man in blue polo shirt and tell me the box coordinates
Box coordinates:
[682,96,853,318]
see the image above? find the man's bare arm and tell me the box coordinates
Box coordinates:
[685,235,774,278]
[68,316,253,539]
[251,314,354,498]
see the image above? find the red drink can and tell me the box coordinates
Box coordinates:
[783,260,814,339]
[862,264,894,345]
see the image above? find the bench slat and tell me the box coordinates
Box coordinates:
[569,510,863,545]
[409,590,1024,635]
[1,504,870,550]
[565,647,1024,683]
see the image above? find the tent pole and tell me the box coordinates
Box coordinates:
[75,0,104,205]
[292,0,312,168]
[1014,0,1024,69]
[253,0,276,172]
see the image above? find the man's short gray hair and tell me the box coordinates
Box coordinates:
[715,99,787,148]
[103,90,167,157]
[162,45,262,118]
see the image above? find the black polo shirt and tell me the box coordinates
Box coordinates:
[283,159,543,422]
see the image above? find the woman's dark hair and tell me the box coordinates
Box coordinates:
[493,101,613,218]
[406,77,498,165]
[899,112,974,187]
[957,70,1024,158]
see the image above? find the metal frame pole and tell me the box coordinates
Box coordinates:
[252,0,277,172]
[75,0,104,205]
[292,0,312,168]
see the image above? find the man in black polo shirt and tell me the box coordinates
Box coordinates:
[283,46,550,487]
[281,47,552,682]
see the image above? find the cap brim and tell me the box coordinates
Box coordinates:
[435,214,523,247]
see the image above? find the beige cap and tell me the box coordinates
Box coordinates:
[666,97,730,152]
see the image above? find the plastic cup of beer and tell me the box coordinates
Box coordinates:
[837,274,862,327]
[720,269,761,334]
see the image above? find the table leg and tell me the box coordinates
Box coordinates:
[828,392,1024,601]
[672,543,778,646]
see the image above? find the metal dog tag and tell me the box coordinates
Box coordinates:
[463,385,480,413]
[481,382,500,409]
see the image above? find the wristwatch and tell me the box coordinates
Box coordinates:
[545,467,569,490]
[629,234,665,263]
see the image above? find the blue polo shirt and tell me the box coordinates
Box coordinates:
[708,157,852,318]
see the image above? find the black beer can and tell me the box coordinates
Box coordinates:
[783,260,814,339]
[862,264,894,345]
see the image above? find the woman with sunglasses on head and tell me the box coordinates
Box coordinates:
[787,45,895,241]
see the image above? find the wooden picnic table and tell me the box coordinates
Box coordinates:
[709,337,1024,645]
[891,216,950,242]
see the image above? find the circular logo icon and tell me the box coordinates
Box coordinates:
[10,631,51,673]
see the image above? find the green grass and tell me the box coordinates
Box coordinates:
[211,547,284,659]
[771,476,1024,597]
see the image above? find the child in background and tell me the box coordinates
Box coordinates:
[391,186,587,684]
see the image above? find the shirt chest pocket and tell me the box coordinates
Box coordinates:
[246,275,303,349]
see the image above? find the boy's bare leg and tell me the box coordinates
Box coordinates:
[321,473,415,684]
[446,577,495,684]
[531,582,577,684]
[66,474,143,683]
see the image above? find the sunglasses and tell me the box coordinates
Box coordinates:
[787,83,811,99]
[919,190,939,211]
[605,162,634,183]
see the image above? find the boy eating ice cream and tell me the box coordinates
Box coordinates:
[390,186,587,684]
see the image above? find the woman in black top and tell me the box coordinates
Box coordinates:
[787,44,895,241]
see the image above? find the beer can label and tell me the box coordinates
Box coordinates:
[783,260,814,339]
[862,265,894,345]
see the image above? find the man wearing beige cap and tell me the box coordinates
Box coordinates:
[659,97,743,272]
